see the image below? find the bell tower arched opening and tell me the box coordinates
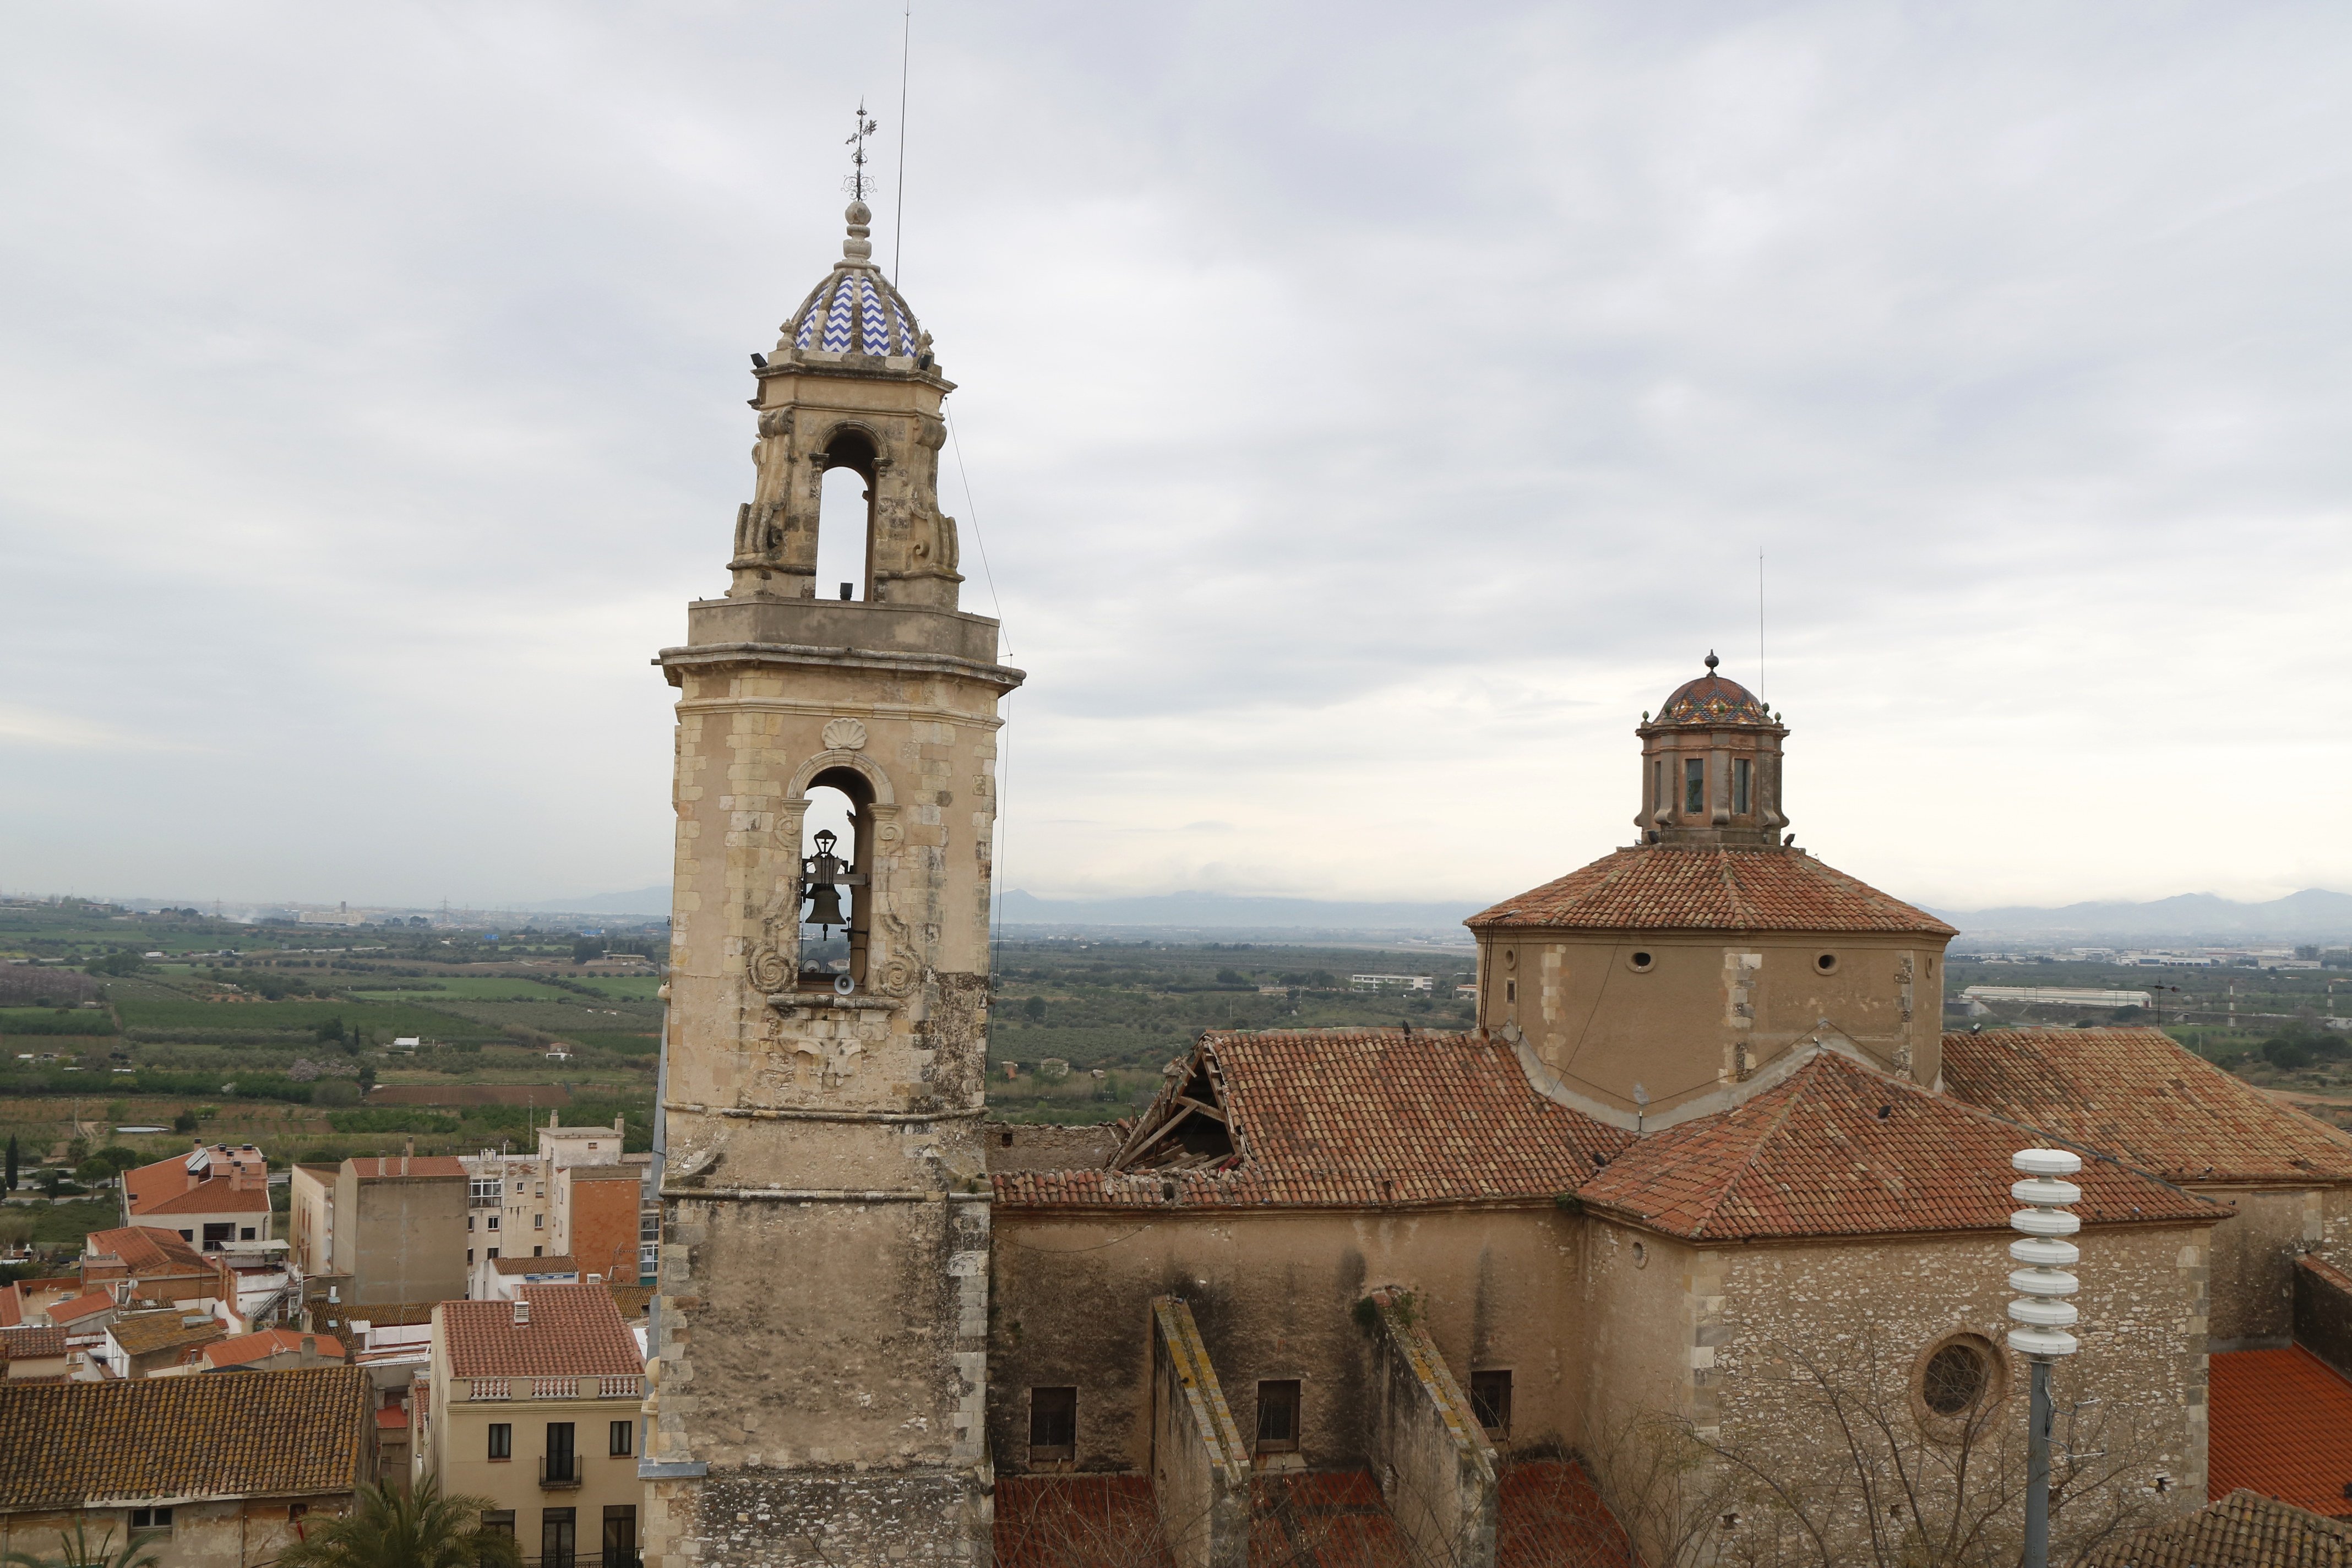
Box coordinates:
[798,769,874,990]
[814,428,878,602]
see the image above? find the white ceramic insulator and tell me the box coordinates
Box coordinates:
[2009,1296,2079,1329]
[2010,1236,2079,1268]
[2012,1176,2083,1207]
[2009,1267,2080,1297]
[2007,1325,2079,1358]
[2013,1147,2083,1178]
[2011,1206,2082,1238]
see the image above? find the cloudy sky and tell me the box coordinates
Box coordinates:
[2,2,2347,914]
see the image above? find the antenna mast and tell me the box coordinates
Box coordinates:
[893,3,912,284]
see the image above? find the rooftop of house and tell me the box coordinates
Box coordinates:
[108,1309,226,1358]
[202,1328,344,1369]
[2079,1489,2352,1567]
[993,1028,1634,1212]
[439,1283,643,1380]
[123,1145,268,1219]
[2209,1347,2352,1521]
[1467,845,1956,935]
[1942,1027,2352,1185]
[46,1292,116,1326]
[83,1226,214,1278]
[1577,1049,2220,1241]
[490,1255,579,1276]
[0,1326,66,1362]
[0,1366,370,1510]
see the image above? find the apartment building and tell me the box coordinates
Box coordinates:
[120,1144,270,1250]
[463,1116,651,1286]
[416,1284,646,1568]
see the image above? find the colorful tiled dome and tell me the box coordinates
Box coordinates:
[777,201,929,362]
[1651,653,1773,728]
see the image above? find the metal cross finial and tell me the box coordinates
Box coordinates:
[843,100,881,199]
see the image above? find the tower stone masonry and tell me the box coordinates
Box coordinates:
[642,200,1021,1567]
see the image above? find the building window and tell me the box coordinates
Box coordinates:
[1469,1371,1512,1438]
[1653,758,1666,810]
[541,1507,577,1568]
[1029,1386,1076,1462]
[469,1216,476,1232]
[480,1511,515,1541]
[1734,758,1752,814]
[535,1214,544,1230]
[488,1423,512,1460]
[487,1246,500,1259]
[472,1178,500,1203]
[467,1248,475,1264]
[601,1506,637,1568]
[239,1227,257,1241]
[1255,1380,1301,1453]
[533,1246,544,1257]
[1919,1337,1999,1419]
[128,1509,173,1533]
[609,1419,634,1457]
[1684,758,1706,814]
[487,1215,500,1231]
[1504,979,1516,1005]
[546,1422,578,1485]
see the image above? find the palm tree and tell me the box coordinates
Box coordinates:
[3,1520,161,1568]
[271,1478,522,1568]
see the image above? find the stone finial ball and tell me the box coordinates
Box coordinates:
[846,200,873,225]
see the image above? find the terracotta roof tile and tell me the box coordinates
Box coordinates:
[993,1476,1172,1568]
[84,1227,213,1277]
[131,1185,269,1217]
[439,1282,643,1379]
[2210,1348,2352,1521]
[1575,1050,2220,1241]
[1468,846,1955,935]
[1497,1460,1637,1568]
[202,1329,344,1369]
[375,1405,409,1430]
[0,1326,66,1361]
[0,1366,369,1507]
[992,1030,1631,1212]
[47,1292,116,1326]
[108,1309,226,1358]
[491,1255,578,1275]
[2083,1490,2352,1567]
[1941,1028,2352,1185]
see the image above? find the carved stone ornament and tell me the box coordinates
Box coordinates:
[822,717,869,751]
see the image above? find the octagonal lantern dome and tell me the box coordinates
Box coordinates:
[1650,652,1774,729]
[776,200,930,362]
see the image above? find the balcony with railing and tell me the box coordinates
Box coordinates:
[537,1455,582,1490]
[460,1375,644,1402]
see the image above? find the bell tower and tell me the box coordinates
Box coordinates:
[641,194,1021,1567]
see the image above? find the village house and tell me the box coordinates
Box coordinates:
[0,1327,68,1383]
[198,1328,346,1375]
[99,1309,227,1380]
[0,1367,375,1568]
[120,1145,270,1251]
[416,1283,647,1568]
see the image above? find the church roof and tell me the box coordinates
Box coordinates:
[992,1028,1632,1212]
[1941,1027,2352,1186]
[1467,845,1956,935]
[786,266,924,358]
[2206,1348,2352,1527]
[1576,1049,2219,1242]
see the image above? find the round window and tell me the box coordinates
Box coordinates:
[1921,1340,1991,1417]
[1627,951,1655,973]
[1815,952,1838,974]
[1631,1241,1648,1268]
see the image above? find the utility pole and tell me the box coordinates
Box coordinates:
[2008,1147,2083,1568]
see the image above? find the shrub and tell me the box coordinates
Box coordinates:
[2262,1037,2313,1070]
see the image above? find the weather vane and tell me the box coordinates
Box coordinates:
[843,100,880,200]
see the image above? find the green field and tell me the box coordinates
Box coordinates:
[117,998,485,1036]
[349,977,584,1001]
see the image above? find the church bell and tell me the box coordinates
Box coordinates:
[802,829,850,934]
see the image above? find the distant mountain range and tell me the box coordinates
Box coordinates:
[519,884,2352,943]
[1933,888,2352,942]
[995,890,1483,934]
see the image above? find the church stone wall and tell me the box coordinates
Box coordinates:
[989,1206,1583,1477]
[1583,1221,2212,1562]
[2197,1184,2352,1346]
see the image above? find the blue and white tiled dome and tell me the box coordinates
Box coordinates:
[777,201,929,362]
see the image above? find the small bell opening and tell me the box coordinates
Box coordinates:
[799,775,874,992]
